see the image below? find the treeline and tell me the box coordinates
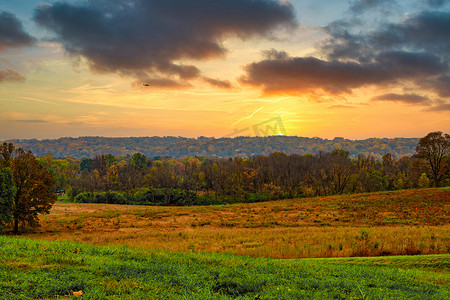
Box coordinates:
[7,136,419,160]
[40,132,450,206]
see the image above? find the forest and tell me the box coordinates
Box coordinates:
[34,132,449,206]
[6,135,419,160]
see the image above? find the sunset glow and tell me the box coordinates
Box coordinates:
[1,0,449,140]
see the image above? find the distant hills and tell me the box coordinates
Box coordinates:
[3,136,420,159]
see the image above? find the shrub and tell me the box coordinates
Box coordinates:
[418,173,430,188]
[67,186,83,202]
[95,192,127,204]
[72,188,279,206]
[74,192,94,203]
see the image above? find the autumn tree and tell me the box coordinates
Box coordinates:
[201,158,234,198]
[315,150,351,194]
[394,156,415,189]
[104,154,117,169]
[415,131,450,187]
[130,153,148,169]
[80,158,93,172]
[353,154,388,192]
[179,157,202,202]
[382,153,396,190]
[39,154,79,192]
[144,160,181,204]
[0,143,56,233]
[117,164,144,190]
[328,149,354,194]
[91,155,107,176]
[0,167,15,232]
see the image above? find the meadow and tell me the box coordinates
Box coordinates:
[1,188,449,299]
[26,188,450,258]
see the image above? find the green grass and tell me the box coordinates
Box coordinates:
[0,236,448,299]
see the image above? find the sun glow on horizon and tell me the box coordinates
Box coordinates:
[0,1,449,140]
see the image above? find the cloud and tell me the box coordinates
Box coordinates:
[426,103,450,111]
[0,69,25,83]
[371,93,431,105]
[240,49,447,94]
[203,77,232,89]
[422,75,450,97]
[33,0,296,84]
[371,11,450,58]
[0,11,35,51]
[328,10,450,97]
[323,11,450,62]
[349,0,395,14]
[0,12,34,84]
[319,12,447,67]
[240,53,376,94]
[426,0,446,8]
[11,119,48,123]
[328,105,357,109]
[241,9,450,99]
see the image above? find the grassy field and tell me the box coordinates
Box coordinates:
[2,188,449,298]
[0,236,449,299]
[24,188,450,258]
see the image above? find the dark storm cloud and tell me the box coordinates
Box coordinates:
[322,11,450,62]
[321,11,450,62]
[370,11,450,58]
[0,69,25,83]
[241,8,450,99]
[0,11,35,51]
[371,93,431,105]
[33,0,296,83]
[240,50,447,94]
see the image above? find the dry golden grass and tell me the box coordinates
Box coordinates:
[25,188,450,258]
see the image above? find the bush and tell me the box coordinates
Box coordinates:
[195,193,226,206]
[71,188,278,206]
[418,173,430,188]
[95,191,127,204]
[67,186,83,202]
[74,192,94,203]
[131,188,165,205]
[245,192,271,203]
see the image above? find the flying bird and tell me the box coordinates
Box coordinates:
[143,83,150,86]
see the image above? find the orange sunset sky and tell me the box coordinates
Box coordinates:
[1,0,449,140]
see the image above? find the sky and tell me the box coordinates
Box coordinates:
[0,0,449,140]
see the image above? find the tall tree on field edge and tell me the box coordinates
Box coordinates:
[415,131,450,187]
[0,142,56,233]
[0,167,15,232]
